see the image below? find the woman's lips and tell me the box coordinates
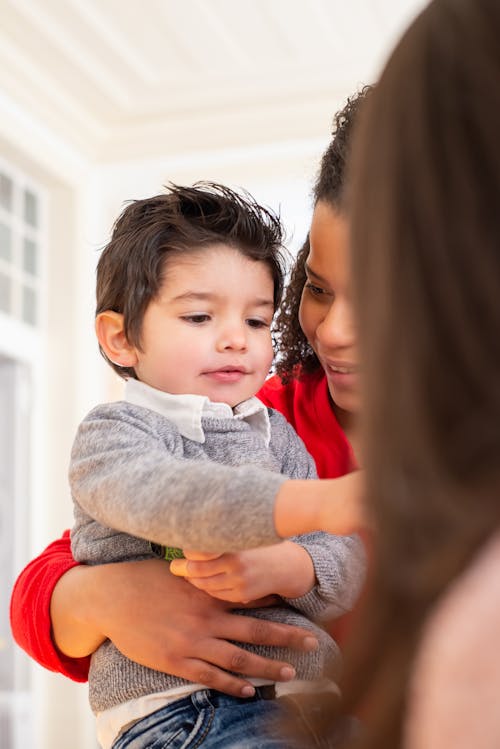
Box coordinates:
[324,360,359,387]
[326,363,358,375]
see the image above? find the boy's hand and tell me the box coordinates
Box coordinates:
[170,542,316,603]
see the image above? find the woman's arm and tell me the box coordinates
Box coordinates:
[11,534,320,698]
[10,530,90,681]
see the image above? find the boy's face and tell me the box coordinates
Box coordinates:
[133,244,275,407]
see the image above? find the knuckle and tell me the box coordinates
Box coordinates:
[195,667,217,687]
[249,619,270,644]
[229,650,249,671]
[155,647,181,672]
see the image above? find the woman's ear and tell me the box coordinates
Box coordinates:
[95,311,138,368]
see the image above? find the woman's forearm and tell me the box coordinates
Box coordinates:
[50,564,108,657]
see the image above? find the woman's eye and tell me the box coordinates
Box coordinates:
[305,282,325,297]
[182,314,210,324]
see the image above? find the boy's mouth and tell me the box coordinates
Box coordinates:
[203,366,248,382]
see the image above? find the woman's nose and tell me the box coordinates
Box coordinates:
[316,300,356,350]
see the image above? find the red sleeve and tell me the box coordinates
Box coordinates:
[9,530,90,682]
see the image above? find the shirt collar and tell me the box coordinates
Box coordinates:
[124,378,271,446]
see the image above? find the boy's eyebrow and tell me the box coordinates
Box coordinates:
[253,298,275,309]
[171,291,216,302]
[171,291,274,308]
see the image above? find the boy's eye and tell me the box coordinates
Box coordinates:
[182,314,210,324]
[247,318,269,329]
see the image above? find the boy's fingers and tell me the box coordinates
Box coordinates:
[237,595,280,608]
[170,558,223,578]
[187,573,228,591]
[183,550,222,561]
[169,558,189,576]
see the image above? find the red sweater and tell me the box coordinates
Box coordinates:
[10,369,356,682]
[10,529,90,681]
[258,370,356,479]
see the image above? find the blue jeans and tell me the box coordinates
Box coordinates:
[112,687,355,748]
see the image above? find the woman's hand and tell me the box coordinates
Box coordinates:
[170,542,316,603]
[50,558,319,698]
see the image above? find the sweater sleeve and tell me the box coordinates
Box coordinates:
[70,403,285,556]
[283,532,366,620]
[267,411,367,620]
[9,530,90,682]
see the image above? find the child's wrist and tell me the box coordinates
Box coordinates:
[275,541,316,598]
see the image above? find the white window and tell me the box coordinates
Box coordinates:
[0,158,46,748]
[0,164,44,328]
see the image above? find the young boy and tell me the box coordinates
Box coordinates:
[70,182,365,748]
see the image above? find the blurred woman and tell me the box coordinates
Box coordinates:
[318,0,500,746]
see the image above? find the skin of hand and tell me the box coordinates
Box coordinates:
[274,470,366,538]
[170,542,316,603]
[50,558,319,698]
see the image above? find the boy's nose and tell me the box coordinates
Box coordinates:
[216,325,248,352]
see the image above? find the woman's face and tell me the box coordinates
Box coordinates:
[299,200,361,417]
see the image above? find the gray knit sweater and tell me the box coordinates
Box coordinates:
[70,399,365,713]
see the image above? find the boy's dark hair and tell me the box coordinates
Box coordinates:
[273,86,372,380]
[96,181,286,379]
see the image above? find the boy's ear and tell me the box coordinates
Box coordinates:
[95,311,138,368]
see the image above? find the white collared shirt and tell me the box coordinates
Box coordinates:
[124,378,271,446]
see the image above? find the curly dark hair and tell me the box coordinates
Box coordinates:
[273,86,372,381]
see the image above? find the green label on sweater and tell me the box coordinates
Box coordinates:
[150,542,184,561]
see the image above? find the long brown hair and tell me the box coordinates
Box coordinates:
[337,0,500,746]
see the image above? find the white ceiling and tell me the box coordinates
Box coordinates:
[0,0,428,162]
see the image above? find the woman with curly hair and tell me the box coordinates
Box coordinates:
[10,89,370,703]
[260,88,371,481]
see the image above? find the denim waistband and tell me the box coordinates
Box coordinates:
[190,685,276,710]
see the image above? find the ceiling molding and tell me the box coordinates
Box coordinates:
[1,0,428,162]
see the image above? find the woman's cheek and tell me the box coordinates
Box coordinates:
[298,295,316,350]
